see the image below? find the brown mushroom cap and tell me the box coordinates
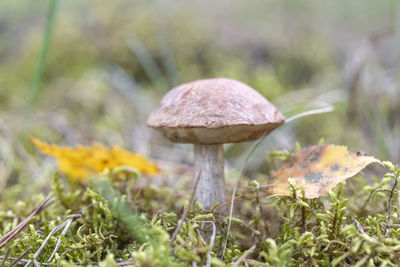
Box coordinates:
[147,78,285,144]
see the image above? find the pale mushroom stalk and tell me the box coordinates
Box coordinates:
[147,78,285,214]
[194,144,226,212]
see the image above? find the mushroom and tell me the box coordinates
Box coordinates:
[147,78,285,213]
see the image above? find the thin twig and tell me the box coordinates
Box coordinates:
[0,257,40,265]
[222,133,268,258]
[0,248,10,267]
[24,214,81,267]
[232,245,256,267]
[188,219,216,267]
[0,256,123,266]
[169,169,202,245]
[36,193,120,229]
[33,222,67,262]
[205,221,216,267]
[47,214,81,262]
[0,196,54,249]
[9,249,31,267]
[116,259,136,266]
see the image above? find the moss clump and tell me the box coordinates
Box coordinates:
[1,159,400,266]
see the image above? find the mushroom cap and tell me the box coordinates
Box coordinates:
[147,78,285,144]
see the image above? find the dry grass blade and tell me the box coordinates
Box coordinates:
[117,259,136,266]
[47,214,81,262]
[9,249,31,267]
[232,245,256,267]
[22,213,81,267]
[0,257,40,266]
[285,104,334,123]
[205,221,216,267]
[0,196,54,249]
[169,169,202,245]
[188,219,216,267]
[222,133,268,259]
[0,248,10,266]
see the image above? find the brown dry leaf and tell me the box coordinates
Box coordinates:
[262,145,381,198]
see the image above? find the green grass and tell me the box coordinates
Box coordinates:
[27,0,59,108]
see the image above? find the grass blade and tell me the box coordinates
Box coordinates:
[27,0,59,108]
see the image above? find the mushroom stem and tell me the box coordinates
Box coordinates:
[194,144,226,213]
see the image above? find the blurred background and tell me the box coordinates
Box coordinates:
[0,0,399,193]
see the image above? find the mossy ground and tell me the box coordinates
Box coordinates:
[1,158,399,266]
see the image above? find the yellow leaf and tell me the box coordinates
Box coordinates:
[262,145,381,198]
[31,137,159,181]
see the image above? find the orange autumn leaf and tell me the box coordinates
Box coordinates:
[31,137,159,181]
[262,145,381,198]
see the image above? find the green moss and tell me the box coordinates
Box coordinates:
[1,160,399,266]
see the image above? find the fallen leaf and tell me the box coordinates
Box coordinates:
[262,145,381,198]
[31,137,159,181]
